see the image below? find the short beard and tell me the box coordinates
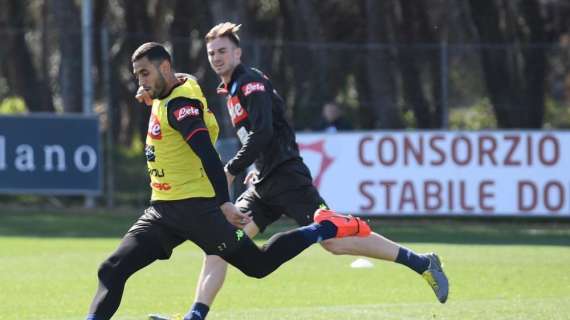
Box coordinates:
[153,72,167,99]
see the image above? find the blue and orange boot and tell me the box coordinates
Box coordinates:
[313,208,371,238]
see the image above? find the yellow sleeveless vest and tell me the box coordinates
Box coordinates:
[146,79,220,201]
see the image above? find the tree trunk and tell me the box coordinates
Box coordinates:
[520,0,546,128]
[418,0,446,128]
[469,0,515,127]
[52,0,83,113]
[365,0,403,128]
[278,0,337,129]
[396,0,434,128]
[469,0,546,128]
[1,1,54,112]
[354,56,376,129]
[170,0,193,71]
[93,0,108,98]
[121,0,154,147]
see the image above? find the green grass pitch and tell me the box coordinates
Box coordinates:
[1,210,569,319]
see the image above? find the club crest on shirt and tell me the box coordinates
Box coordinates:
[145,144,156,161]
[174,105,200,121]
[241,82,265,96]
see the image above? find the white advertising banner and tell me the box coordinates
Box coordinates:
[296,131,570,217]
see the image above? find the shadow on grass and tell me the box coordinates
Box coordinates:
[1,209,569,246]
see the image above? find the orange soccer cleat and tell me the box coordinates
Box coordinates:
[313,208,371,238]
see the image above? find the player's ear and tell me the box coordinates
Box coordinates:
[159,60,171,75]
[234,47,242,61]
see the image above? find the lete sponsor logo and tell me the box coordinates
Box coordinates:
[227,96,248,125]
[147,114,162,140]
[241,82,265,96]
[174,105,200,121]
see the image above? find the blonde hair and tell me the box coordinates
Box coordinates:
[205,22,242,46]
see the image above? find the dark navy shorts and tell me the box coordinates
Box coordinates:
[235,161,327,232]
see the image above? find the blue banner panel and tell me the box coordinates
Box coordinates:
[0,115,101,195]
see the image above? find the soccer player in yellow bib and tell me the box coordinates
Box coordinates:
[85,42,370,320]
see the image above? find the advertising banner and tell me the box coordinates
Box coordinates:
[297,131,570,217]
[0,115,101,195]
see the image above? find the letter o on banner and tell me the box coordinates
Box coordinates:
[74,145,98,172]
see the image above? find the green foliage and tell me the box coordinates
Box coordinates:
[112,142,150,206]
[544,98,570,129]
[402,108,417,128]
[446,96,570,130]
[0,96,27,114]
[449,98,497,129]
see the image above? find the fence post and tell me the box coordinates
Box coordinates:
[440,40,449,129]
[82,0,95,208]
[102,26,114,208]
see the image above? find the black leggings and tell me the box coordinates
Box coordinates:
[224,228,314,278]
[88,227,316,319]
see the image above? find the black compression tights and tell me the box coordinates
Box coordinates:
[88,226,320,320]
[87,233,164,320]
[224,227,318,278]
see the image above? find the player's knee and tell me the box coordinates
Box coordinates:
[226,258,270,279]
[97,258,122,284]
[97,260,114,283]
[205,255,227,268]
[232,255,271,279]
[321,240,348,255]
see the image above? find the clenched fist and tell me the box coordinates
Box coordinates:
[135,86,153,106]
